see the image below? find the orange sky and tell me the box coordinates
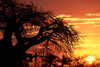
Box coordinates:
[21,0,100,57]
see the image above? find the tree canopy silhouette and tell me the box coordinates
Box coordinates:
[0,0,80,67]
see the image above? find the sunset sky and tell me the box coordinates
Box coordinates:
[21,0,100,57]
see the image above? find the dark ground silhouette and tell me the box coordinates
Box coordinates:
[0,0,80,67]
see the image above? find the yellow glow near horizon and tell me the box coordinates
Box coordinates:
[86,56,95,64]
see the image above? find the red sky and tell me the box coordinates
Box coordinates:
[21,0,100,57]
[21,0,100,15]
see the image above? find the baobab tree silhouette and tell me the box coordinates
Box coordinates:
[0,0,80,67]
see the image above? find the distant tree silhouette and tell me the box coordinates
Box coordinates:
[0,0,80,67]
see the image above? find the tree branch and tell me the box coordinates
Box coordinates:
[24,31,54,51]
[0,27,5,30]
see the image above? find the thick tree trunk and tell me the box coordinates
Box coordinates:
[0,21,25,67]
[0,46,24,67]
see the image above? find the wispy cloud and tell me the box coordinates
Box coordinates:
[63,18,100,21]
[80,33,100,36]
[56,14,100,22]
[88,33,100,35]
[56,14,71,18]
[73,26,80,28]
[24,26,40,29]
[94,25,100,27]
[27,31,38,34]
[86,13,100,16]
[71,21,96,25]
[65,22,98,26]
